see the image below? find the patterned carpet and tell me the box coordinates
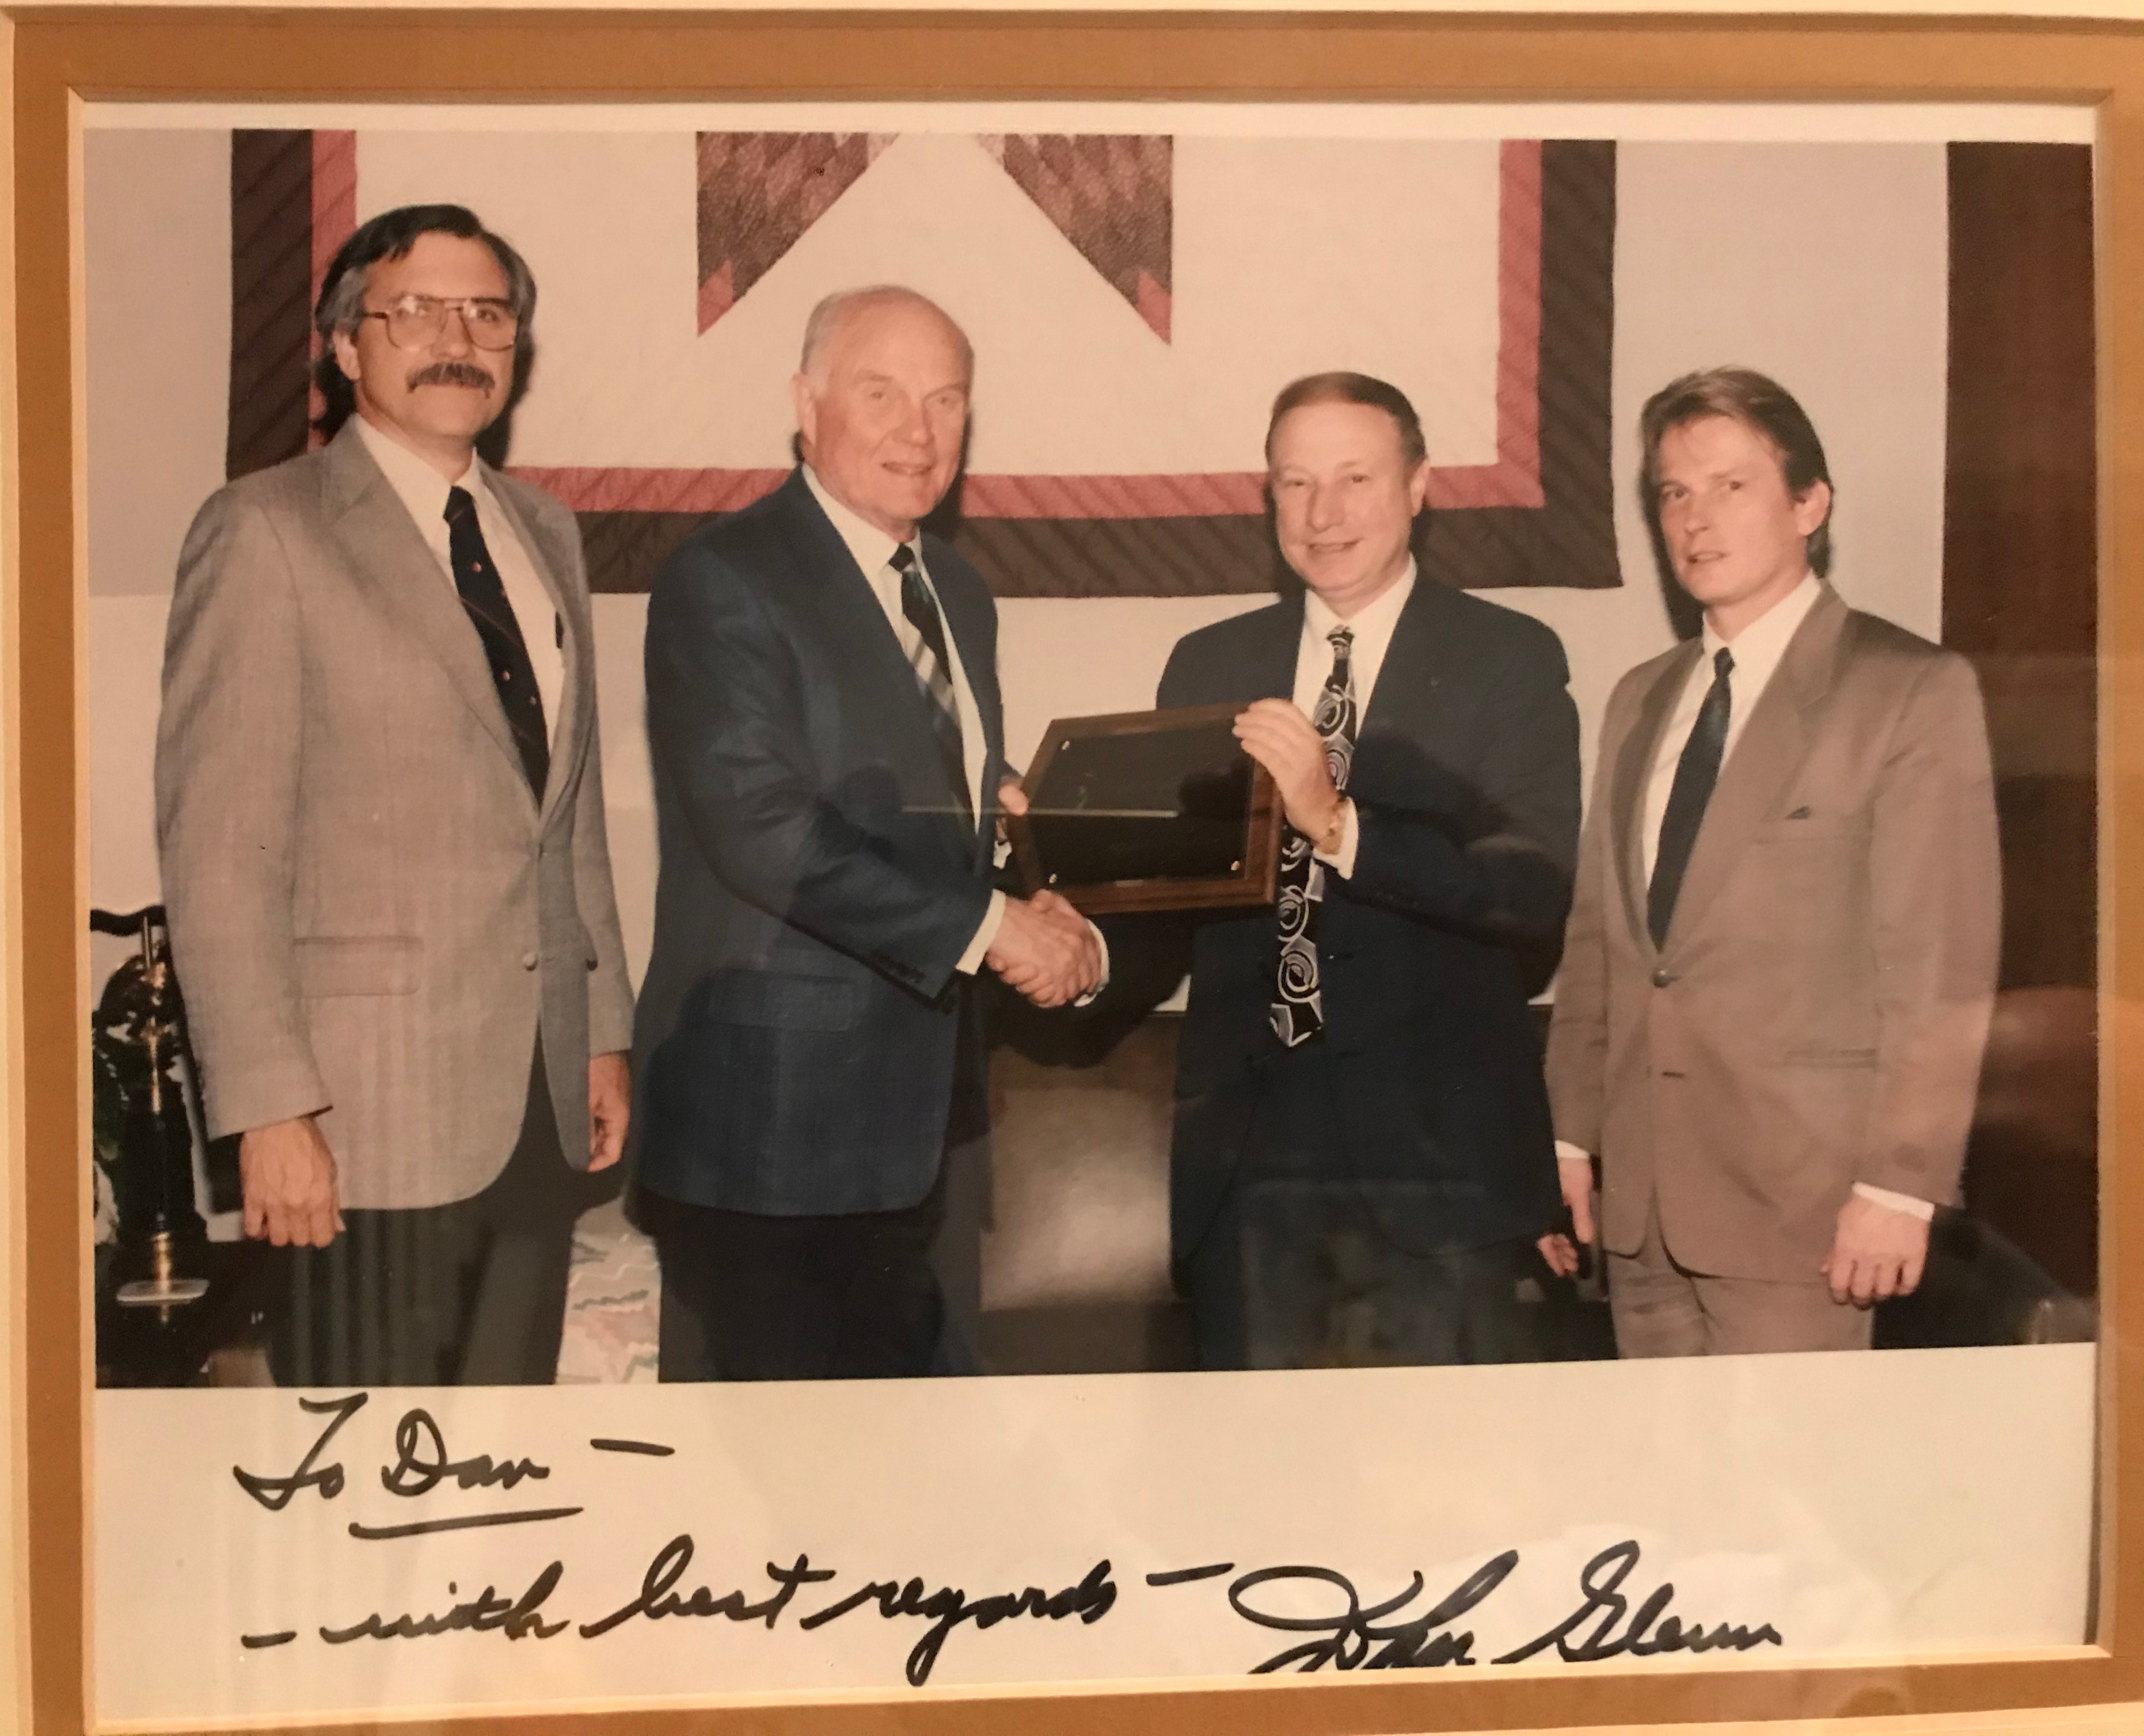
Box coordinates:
[558,1198,660,1384]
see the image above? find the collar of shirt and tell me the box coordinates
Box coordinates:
[804,463,910,601]
[352,413,490,555]
[1295,557,1417,718]
[351,413,564,744]
[1700,568,1824,703]
[800,464,987,820]
[1644,569,1825,881]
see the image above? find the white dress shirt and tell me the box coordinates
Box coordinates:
[1558,571,1931,1221]
[802,466,1005,972]
[1293,558,1419,880]
[1639,570,1822,882]
[353,414,563,743]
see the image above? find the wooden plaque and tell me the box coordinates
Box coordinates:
[1007,702,1282,913]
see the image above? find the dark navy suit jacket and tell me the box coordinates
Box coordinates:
[1122,577,1580,1274]
[632,471,1003,1216]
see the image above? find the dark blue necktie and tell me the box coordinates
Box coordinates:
[1648,645,1734,948]
[444,485,548,798]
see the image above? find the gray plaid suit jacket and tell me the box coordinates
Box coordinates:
[155,420,636,1209]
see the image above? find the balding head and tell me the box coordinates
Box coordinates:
[792,285,974,540]
[799,286,974,387]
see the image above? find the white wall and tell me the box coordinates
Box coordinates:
[82,128,228,597]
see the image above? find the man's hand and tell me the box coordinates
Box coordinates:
[238,1115,343,1247]
[987,890,1102,1008]
[997,776,1029,844]
[1538,1154,1596,1278]
[1821,1193,1931,1305]
[588,1051,632,1172]
[1234,699,1343,842]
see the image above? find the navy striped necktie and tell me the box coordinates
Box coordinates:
[890,543,971,828]
[444,485,548,798]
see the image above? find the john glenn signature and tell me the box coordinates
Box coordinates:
[226,1393,1782,1685]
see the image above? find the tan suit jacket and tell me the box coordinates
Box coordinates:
[155,421,636,1210]
[1545,585,2001,1282]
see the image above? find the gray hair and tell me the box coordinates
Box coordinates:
[799,285,974,383]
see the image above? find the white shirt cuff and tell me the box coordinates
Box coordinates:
[1555,1140,1593,1167]
[1311,798,1360,879]
[1073,921,1111,1007]
[956,889,1008,975]
[1853,1181,1936,1221]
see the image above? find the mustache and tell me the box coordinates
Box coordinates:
[405,360,495,391]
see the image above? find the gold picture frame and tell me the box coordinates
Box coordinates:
[7,7,2138,1732]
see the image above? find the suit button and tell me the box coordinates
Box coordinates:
[522,951,540,970]
[1652,968,1675,988]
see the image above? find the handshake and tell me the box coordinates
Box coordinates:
[987,780,1104,1009]
[987,889,1104,1008]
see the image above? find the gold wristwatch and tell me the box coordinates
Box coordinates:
[1314,798,1350,858]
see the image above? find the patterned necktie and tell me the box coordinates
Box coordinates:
[444,485,548,798]
[1648,645,1735,948]
[889,543,972,828]
[1271,625,1357,1047]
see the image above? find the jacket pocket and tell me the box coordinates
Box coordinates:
[1751,816,1869,843]
[1783,1044,1878,1069]
[706,968,864,1031]
[294,935,423,998]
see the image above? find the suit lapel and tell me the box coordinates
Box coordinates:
[777,475,979,844]
[1660,587,1850,952]
[927,542,1003,859]
[1354,579,1455,745]
[320,425,533,808]
[1245,594,1306,705]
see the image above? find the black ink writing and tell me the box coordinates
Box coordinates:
[319,1562,569,1643]
[1228,1552,1518,1672]
[579,1535,836,1639]
[1147,1563,1235,1586]
[1492,1541,1783,1664]
[349,1506,583,1542]
[799,1559,1117,1687]
[380,1409,549,1498]
[589,1438,675,1457]
[232,1392,368,1512]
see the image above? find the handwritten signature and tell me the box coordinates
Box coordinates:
[1221,1543,1781,1672]
[229,1394,1781,1685]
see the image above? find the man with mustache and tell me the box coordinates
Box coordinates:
[1544,367,2001,1354]
[157,204,636,1385]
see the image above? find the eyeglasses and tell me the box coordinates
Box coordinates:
[359,294,520,352]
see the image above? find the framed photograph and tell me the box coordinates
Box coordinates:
[10,7,2134,1733]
